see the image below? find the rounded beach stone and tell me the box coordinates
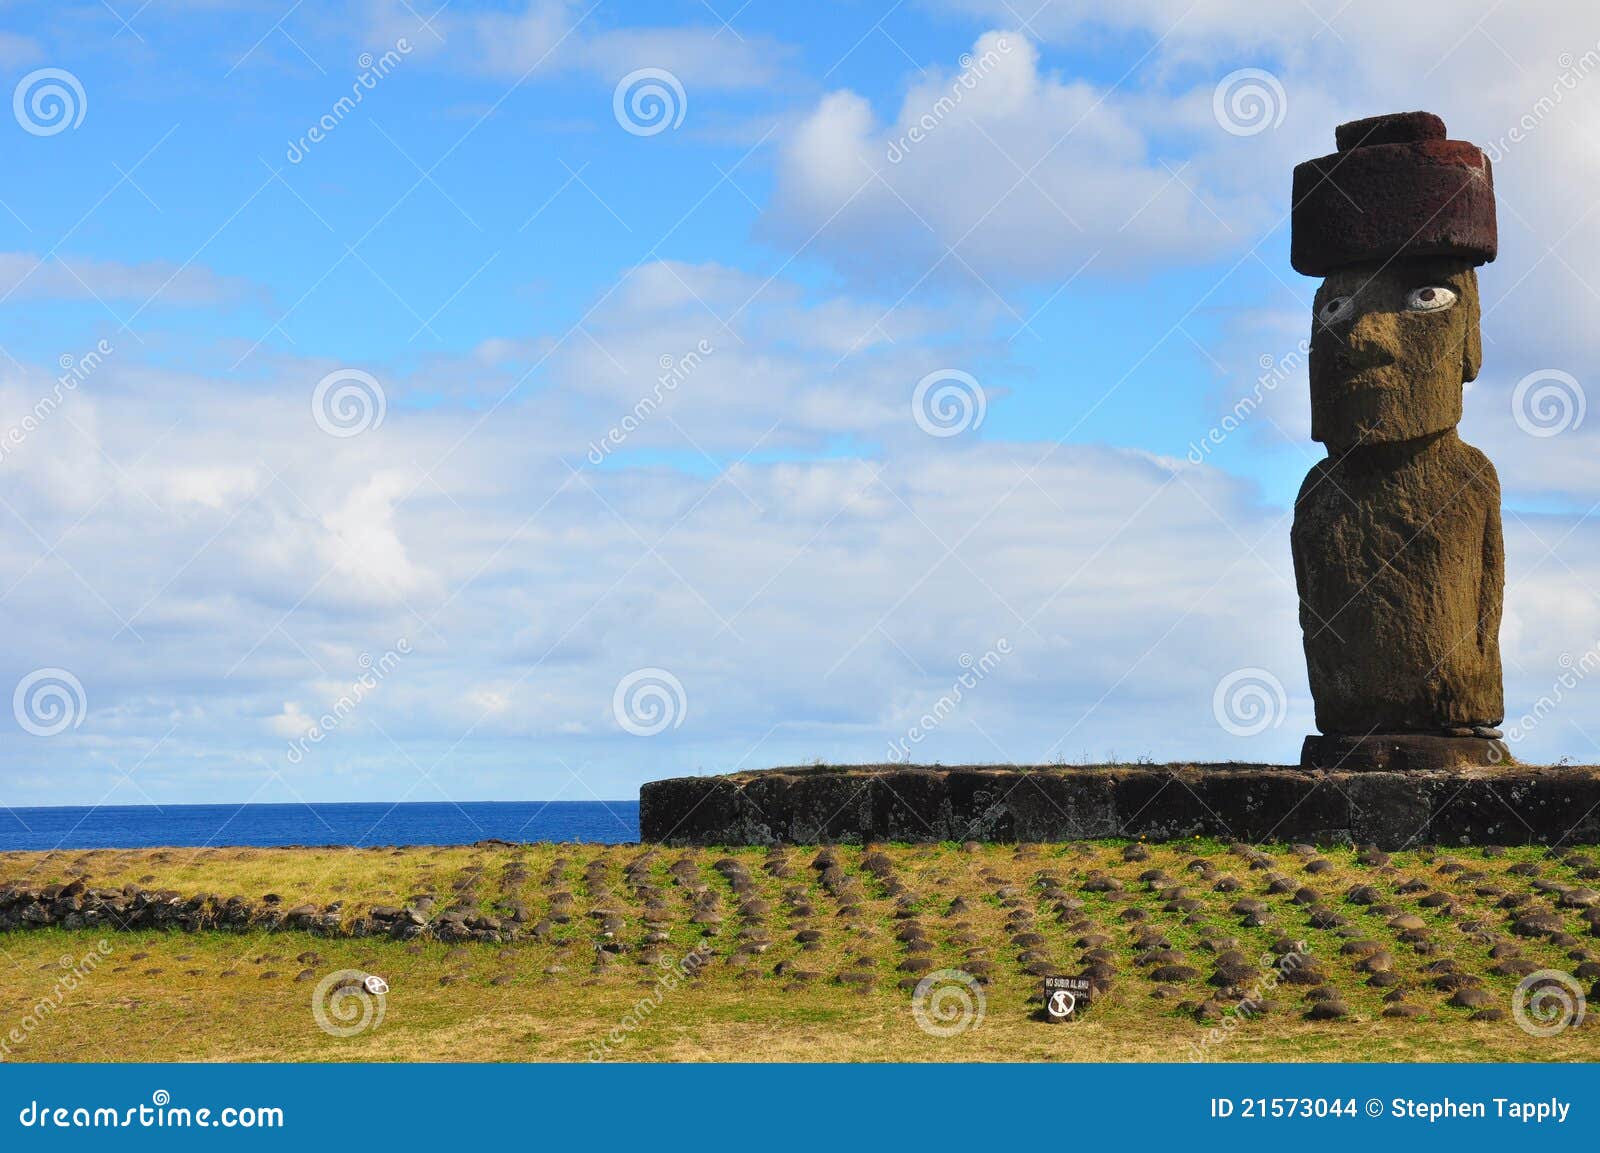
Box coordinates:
[1306,1000,1349,1020]
[1151,964,1200,983]
[1210,964,1255,987]
[1193,1000,1227,1023]
[1512,913,1564,937]
[1489,958,1540,978]
[1449,987,1494,1009]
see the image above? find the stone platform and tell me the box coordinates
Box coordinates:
[639,763,1600,850]
[1301,732,1508,771]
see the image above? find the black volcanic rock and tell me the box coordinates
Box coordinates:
[638,763,1600,848]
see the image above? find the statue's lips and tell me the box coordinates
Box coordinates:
[1322,372,1399,398]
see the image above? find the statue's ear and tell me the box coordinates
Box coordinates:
[1465,270,1484,382]
[1462,304,1482,383]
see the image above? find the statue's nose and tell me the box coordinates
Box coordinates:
[1340,308,1400,369]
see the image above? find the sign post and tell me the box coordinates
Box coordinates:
[1041,975,1093,1023]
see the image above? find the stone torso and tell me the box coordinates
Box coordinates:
[1291,430,1503,734]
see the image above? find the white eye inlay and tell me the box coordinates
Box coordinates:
[1405,285,1457,312]
[1318,295,1352,325]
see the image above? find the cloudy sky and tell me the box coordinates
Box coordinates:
[3,0,1600,809]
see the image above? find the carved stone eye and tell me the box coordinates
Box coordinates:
[1405,285,1457,312]
[1318,295,1352,326]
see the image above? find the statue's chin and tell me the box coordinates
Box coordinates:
[1312,394,1460,449]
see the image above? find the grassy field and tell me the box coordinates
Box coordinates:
[1,839,1598,1062]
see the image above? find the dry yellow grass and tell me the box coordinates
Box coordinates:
[2,839,1598,1062]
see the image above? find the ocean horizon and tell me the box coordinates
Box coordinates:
[0,800,641,851]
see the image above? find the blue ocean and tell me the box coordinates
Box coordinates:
[0,801,640,850]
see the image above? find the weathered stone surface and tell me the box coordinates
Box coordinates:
[1292,113,1496,276]
[1332,111,1445,153]
[1291,112,1504,752]
[1306,258,1482,449]
[0,881,522,944]
[638,763,1600,849]
[1293,430,1503,734]
[1303,733,1507,772]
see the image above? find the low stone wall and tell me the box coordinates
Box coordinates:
[0,880,523,942]
[639,763,1600,849]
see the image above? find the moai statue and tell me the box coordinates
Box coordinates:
[1289,111,1507,770]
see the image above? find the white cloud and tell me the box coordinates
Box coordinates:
[13,3,1600,809]
[367,0,788,90]
[537,259,1004,455]
[831,7,1600,511]
[0,252,254,307]
[581,26,784,89]
[762,32,1267,284]
[268,701,314,738]
[0,262,1273,802]
[318,469,440,604]
[0,32,40,67]
[4,255,1597,807]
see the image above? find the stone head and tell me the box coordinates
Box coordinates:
[1308,255,1481,450]
[1291,110,1497,452]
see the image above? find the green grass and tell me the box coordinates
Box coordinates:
[1,839,1598,1062]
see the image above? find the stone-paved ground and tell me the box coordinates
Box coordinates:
[2,839,1598,1057]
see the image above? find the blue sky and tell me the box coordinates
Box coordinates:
[4,3,1269,474]
[4,0,1600,810]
